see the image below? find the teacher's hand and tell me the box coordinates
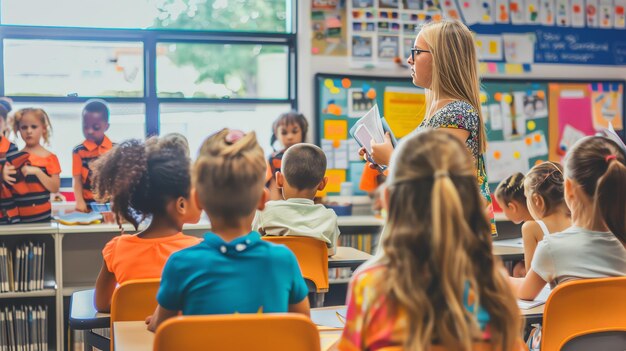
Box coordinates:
[370,132,394,167]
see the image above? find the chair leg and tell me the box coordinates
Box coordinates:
[313,293,325,308]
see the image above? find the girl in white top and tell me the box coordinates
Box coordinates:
[522,162,571,268]
[511,136,626,300]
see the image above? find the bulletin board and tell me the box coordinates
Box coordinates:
[316,73,625,196]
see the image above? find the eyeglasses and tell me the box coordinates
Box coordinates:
[410,48,431,61]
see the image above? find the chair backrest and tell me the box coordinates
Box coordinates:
[110,278,160,350]
[378,343,496,351]
[542,277,626,350]
[262,236,329,292]
[154,313,320,351]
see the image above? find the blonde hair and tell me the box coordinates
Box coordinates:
[419,19,487,154]
[12,108,53,145]
[193,129,266,225]
[376,129,520,350]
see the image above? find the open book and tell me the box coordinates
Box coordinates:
[517,285,551,310]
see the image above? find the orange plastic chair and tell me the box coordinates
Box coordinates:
[154,313,320,351]
[110,278,160,350]
[380,341,525,351]
[541,277,626,350]
[262,236,329,307]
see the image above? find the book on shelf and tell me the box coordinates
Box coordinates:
[0,304,48,350]
[0,241,47,293]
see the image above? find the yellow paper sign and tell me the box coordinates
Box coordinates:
[324,120,348,140]
[383,87,427,138]
[325,169,346,193]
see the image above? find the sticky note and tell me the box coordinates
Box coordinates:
[324,120,348,140]
[505,63,524,74]
[487,62,498,73]
[325,169,347,193]
[489,40,498,54]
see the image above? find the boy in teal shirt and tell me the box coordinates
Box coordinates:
[147,129,309,331]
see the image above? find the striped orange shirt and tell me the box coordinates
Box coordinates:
[72,136,113,203]
[0,137,20,224]
[11,153,61,223]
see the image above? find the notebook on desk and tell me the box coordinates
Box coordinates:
[311,307,347,329]
[517,285,551,310]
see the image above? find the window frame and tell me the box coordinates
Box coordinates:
[0,0,298,137]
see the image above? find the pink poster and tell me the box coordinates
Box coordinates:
[557,97,595,155]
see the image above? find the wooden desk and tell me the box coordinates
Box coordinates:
[329,246,373,269]
[492,245,524,261]
[114,321,342,351]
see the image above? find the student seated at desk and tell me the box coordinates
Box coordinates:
[338,130,522,351]
[91,134,201,312]
[253,143,340,255]
[510,136,626,301]
[147,129,310,332]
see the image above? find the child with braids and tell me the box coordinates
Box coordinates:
[338,129,522,351]
[511,136,626,300]
[92,134,202,312]
[147,129,309,332]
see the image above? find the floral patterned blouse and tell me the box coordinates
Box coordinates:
[417,100,497,235]
[337,264,491,350]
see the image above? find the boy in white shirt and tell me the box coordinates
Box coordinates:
[254,143,340,255]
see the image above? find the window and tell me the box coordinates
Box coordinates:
[160,103,292,157]
[1,0,290,33]
[4,40,143,97]
[0,0,297,183]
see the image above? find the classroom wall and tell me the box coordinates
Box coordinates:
[296,0,626,141]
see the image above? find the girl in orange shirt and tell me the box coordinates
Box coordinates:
[8,108,60,223]
[92,134,202,312]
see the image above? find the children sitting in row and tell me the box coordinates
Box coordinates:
[73,99,114,213]
[254,143,340,255]
[511,136,626,300]
[92,134,201,312]
[147,129,309,331]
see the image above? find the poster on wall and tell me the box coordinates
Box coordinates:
[311,0,348,56]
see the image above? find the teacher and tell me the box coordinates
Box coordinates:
[369,19,496,234]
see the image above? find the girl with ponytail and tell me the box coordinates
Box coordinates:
[511,136,626,301]
[338,129,522,351]
[92,134,202,312]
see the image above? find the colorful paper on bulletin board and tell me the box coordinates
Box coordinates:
[311,2,347,56]
[383,86,427,137]
[557,97,595,154]
[485,139,530,183]
[325,169,346,193]
[591,84,624,130]
[324,120,348,140]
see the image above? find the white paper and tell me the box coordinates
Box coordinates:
[479,0,496,23]
[526,131,549,158]
[440,0,462,20]
[510,0,527,24]
[599,0,613,28]
[539,0,556,25]
[493,237,524,248]
[351,104,386,146]
[495,0,511,23]
[489,104,504,131]
[348,139,362,161]
[311,307,347,329]
[586,0,599,27]
[518,285,551,309]
[476,35,504,61]
[503,33,535,63]
[614,0,626,28]
[334,140,349,169]
[485,139,530,183]
[556,0,570,26]
[459,1,482,25]
[525,0,541,24]
[570,0,585,27]
[321,139,335,169]
[559,124,586,153]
